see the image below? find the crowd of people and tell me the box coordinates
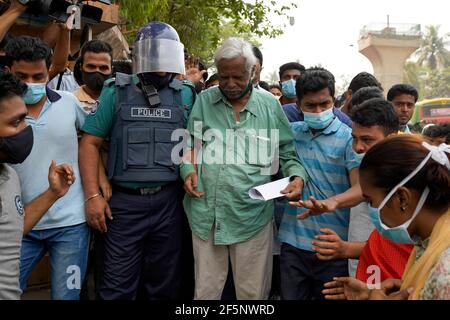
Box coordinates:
[0,1,449,301]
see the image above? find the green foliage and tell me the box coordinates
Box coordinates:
[415,25,450,70]
[404,63,450,99]
[422,67,450,98]
[119,0,297,64]
[404,25,450,99]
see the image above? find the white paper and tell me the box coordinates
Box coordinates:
[248,176,291,201]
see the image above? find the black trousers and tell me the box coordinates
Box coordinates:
[280,243,348,300]
[99,182,185,300]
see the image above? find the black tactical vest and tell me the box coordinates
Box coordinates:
[107,73,184,183]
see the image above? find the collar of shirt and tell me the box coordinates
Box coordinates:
[26,99,52,123]
[74,86,97,105]
[28,88,62,121]
[46,87,61,103]
[211,89,261,118]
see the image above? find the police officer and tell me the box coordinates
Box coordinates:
[79,22,195,300]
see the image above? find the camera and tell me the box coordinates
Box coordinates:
[17,0,110,25]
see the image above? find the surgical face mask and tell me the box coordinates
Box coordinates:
[0,126,34,164]
[368,187,429,244]
[23,83,46,105]
[365,141,449,244]
[354,152,365,162]
[281,79,296,98]
[303,108,334,129]
[82,71,111,92]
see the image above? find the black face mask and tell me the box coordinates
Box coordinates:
[195,82,205,94]
[0,56,7,70]
[139,73,173,90]
[82,71,111,92]
[0,126,34,164]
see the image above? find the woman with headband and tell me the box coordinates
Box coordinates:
[323,135,450,300]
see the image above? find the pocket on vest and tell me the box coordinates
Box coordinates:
[125,127,151,166]
[154,128,175,168]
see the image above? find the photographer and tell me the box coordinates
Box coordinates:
[0,0,72,83]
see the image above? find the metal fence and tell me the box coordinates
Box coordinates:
[360,23,422,39]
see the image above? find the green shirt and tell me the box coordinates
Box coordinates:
[81,76,195,189]
[181,87,308,245]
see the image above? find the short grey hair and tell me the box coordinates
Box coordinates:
[214,37,257,76]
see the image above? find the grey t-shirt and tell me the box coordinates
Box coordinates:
[0,164,24,300]
[348,202,374,277]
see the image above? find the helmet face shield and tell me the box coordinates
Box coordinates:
[133,38,185,75]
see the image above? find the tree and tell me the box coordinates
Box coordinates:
[265,70,279,84]
[403,25,450,99]
[335,74,351,97]
[403,61,425,94]
[119,0,297,63]
[415,25,450,70]
[422,67,450,98]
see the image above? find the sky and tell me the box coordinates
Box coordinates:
[259,0,450,92]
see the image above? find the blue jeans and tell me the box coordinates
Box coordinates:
[19,223,90,300]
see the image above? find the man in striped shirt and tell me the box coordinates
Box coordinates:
[278,68,360,300]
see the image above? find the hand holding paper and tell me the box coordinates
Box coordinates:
[249,176,302,201]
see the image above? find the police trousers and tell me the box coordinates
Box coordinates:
[99,182,184,300]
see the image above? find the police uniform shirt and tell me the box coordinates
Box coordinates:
[81,75,195,189]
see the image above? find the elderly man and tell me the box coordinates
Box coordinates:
[181,37,308,300]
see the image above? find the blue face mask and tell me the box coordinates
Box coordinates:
[23,83,46,105]
[303,108,334,129]
[281,79,297,98]
[368,187,429,244]
[354,152,365,162]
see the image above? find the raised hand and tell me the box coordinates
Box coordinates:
[184,56,207,85]
[47,160,75,199]
[289,195,339,220]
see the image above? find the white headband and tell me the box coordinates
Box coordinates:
[380,142,449,203]
[422,142,450,170]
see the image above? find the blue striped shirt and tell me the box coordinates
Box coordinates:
[278,117,360,252]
